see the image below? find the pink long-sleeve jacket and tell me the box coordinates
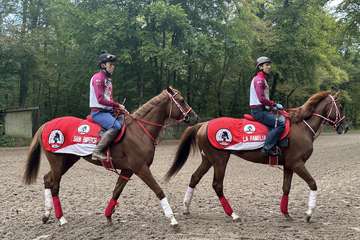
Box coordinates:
[249,71,275,108]
[89,71,119,111]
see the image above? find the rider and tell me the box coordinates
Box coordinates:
[90,51,127,161]
[249,56,285,156]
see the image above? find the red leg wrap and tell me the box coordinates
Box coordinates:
[280,195,289,214]
[219,196,233,216]
[105,199,118,217]
[52,196,63,219]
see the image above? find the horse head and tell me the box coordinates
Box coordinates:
[321,91,349,134]
[165,86,199,124]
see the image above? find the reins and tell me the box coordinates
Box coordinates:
[124,91,192,145]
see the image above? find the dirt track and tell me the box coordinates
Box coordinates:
[0,133,359,240]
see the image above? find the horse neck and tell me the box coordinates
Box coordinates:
[132,93,169,140]
[303,98,329,138]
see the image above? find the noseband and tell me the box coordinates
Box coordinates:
[166,91,193,122]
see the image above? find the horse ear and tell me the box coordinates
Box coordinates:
[167,86,174,95]
[332,91,340,100]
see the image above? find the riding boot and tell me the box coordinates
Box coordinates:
[261,127,284,156]
[92,128,120,161]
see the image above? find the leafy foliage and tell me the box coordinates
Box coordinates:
[0,0,359,127]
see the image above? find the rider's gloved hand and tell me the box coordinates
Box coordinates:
[115,103,129,114]
[275,103,284,110]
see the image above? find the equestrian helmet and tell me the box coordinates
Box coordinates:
[256,56,272,68]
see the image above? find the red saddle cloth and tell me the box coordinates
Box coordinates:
[207,114,290,151]
[42,116,125,156]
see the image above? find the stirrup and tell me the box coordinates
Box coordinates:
[261,146,281,156]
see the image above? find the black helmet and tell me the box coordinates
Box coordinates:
[256,56,272,68]
[98,51,116,67]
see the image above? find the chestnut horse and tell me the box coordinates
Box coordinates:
[165,91,348,223]
[23,87,198,226]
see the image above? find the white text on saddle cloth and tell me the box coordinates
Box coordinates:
[73,136,98,144]
[242,135,266,142]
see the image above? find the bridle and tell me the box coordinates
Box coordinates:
[303,95,345,137]
[166,91,193,122]
[127,90,193,145]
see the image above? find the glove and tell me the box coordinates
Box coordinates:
[275,103,284,110]
[115,103,129,114]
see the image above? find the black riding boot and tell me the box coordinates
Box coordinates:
[92,128,120,161]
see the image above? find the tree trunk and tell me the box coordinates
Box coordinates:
[19,0,29,107]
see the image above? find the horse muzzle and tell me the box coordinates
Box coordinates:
[336,122,349,134]
[184,111,200,125]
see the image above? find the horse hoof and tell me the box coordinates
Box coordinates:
[183,211,190,215]
[306,215,311,223]
[170,217,178,227]
[284,214,293,221]
[231,213,240,222]
[59,216,68,226]
[42,215,49,224]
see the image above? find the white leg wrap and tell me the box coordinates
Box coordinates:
[44,189,53,216]
[59,216,68,225]
[170,216,178,226]
[306,190,317,215]
[160,197,174,218]
[183,187,194,214]
[184,187,194,205]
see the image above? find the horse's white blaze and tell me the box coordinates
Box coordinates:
[44,189,53,216]
[160,197,174,219]
[59,216,67,225]
[306,190,317,216]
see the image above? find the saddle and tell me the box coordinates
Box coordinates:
[207,112,290,152]
[42,116,126,156]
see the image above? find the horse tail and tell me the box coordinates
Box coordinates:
[23,125,44,185]
[164,123,203,181]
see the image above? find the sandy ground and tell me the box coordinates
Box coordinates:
[0,133,359,240]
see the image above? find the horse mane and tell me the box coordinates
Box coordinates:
[288,91,331,123]
[131,90,168,118]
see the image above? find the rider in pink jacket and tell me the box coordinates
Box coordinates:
[90,51,126,161]
[250,56,285,156]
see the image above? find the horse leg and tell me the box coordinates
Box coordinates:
[280,167,294,221]
[212,157,239,221]
[42,171,53,224]
[104,169,133,225]
[183,157,212,215]
[43,153,79,225]
[136,165,178,226]
[293,164,317,222]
